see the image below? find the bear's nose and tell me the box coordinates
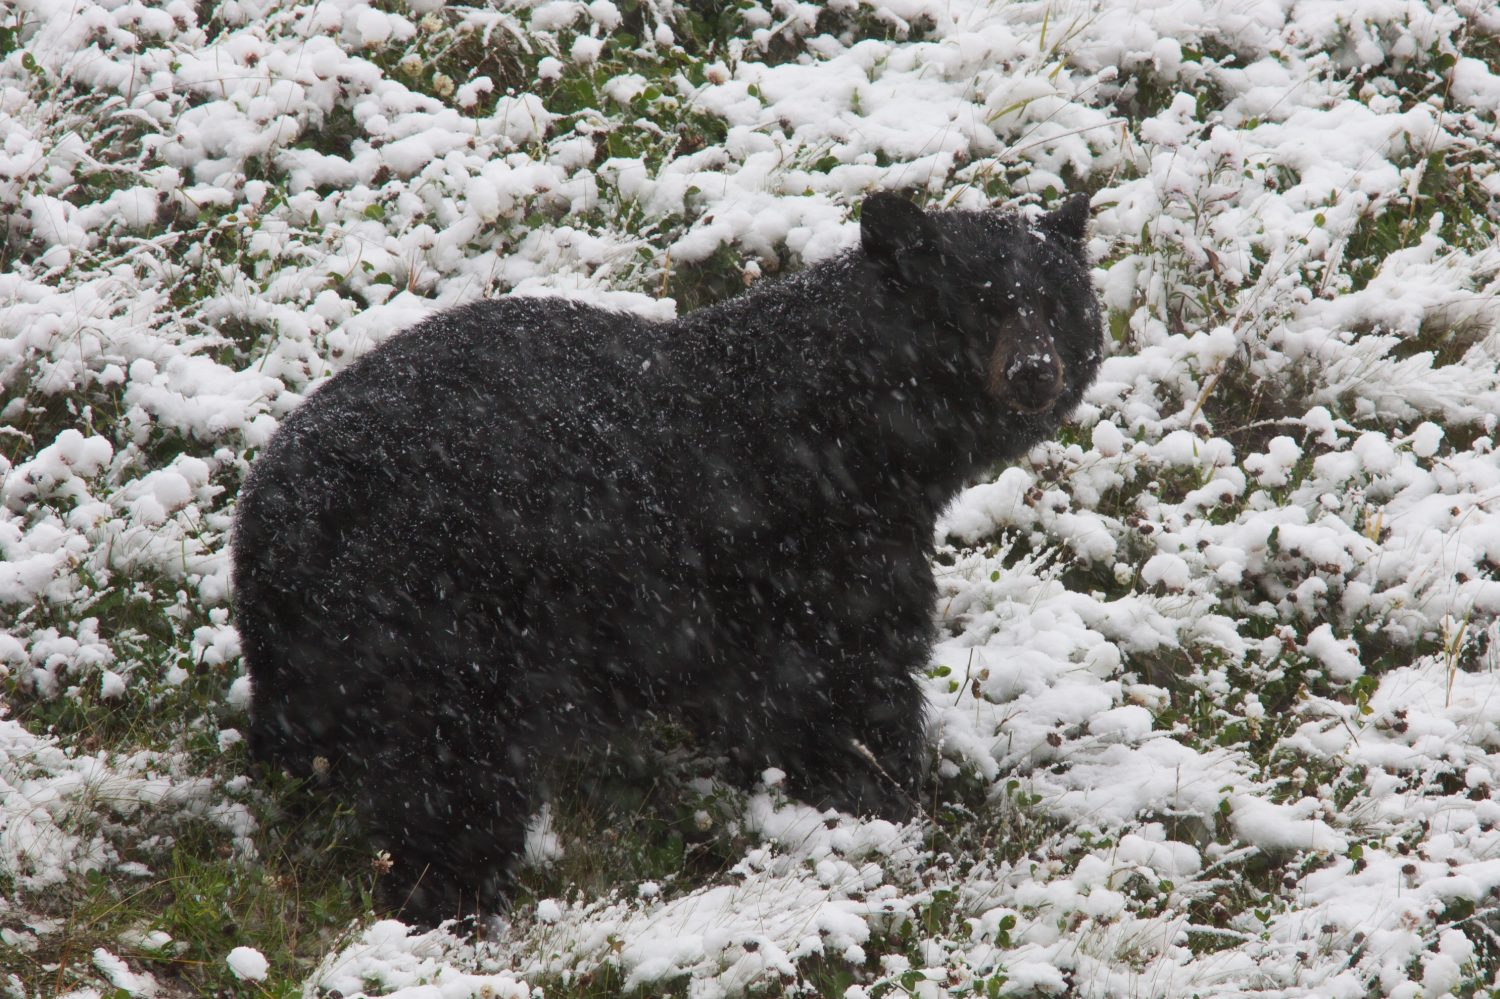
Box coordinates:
[987,306,1066,412]
[1004,351,1064,413]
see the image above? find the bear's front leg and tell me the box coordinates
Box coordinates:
[762,658,929,823]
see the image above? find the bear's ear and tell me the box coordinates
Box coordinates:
[1039,192,1091,241]
[860,192,936,264]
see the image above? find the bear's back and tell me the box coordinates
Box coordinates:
[231,298,673,660]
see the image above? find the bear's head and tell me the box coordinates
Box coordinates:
[859,191,1101,421]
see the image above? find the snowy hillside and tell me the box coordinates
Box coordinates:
[3,0,1500,996]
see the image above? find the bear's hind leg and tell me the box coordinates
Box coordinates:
[357,732,535,927]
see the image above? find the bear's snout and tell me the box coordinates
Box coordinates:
[986,312,1065,413]
[1005,352,1064,413]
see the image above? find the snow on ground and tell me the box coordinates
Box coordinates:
[2,0,1499,995]
[0,716,253,894]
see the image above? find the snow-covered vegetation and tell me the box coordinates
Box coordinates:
[3,0,1500,995]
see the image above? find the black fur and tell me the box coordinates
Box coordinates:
[231,193,1104,925]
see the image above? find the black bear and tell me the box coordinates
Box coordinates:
[231,192,1103,926]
